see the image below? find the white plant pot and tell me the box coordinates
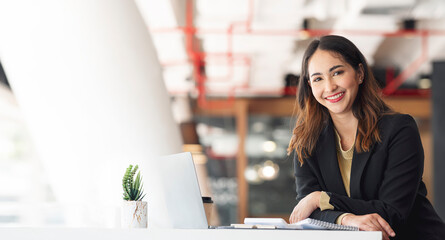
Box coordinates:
[121,201,148,228]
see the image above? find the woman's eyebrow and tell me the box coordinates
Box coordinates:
[310,65,344,78]
[329,65,344,72]
[310,72,321,78]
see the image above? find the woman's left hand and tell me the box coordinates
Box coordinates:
[289,191,321,223]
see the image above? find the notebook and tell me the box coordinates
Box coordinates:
[243,218,359,231]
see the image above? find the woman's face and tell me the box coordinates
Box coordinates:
[307,49,363,118]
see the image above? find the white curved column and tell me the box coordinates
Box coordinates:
[0,0,182,226]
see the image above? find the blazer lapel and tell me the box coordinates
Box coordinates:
[317,120,348,196]
[350,144,373,199]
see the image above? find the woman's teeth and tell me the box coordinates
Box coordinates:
[326,92,344,100]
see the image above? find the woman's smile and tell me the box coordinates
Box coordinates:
[325,91,345,103]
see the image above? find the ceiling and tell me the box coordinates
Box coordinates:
[136,0,445,98]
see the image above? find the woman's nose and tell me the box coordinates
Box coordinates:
[325,78,337,92]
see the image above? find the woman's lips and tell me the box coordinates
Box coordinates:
[325,92,345,103]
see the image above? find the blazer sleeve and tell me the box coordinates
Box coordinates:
[293,152,345,223]
[326,115,424,227]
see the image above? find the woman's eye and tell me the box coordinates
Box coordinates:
[312,77,322,82]
[333,70,344,76]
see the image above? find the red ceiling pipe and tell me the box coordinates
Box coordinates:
[385,67,395,87]
[197,0,254,105]
[383,31,429,95]
[185,0,235,108]
[151,1,445,102]
[151,27,445,36]
[184,0,254,109]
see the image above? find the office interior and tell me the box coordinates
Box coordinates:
[0,0,445,229]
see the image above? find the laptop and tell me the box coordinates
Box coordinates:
[145,152,209,229]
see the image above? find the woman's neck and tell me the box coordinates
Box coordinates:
[330,112,358,151]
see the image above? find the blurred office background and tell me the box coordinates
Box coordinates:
[0,0,445,227]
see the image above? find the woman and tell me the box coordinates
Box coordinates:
[287,35,445,240]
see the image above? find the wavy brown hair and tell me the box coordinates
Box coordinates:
[287,35,393,165]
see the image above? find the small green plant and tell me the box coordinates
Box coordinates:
[122,164,146,201]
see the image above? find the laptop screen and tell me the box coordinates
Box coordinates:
[145,152,208,229]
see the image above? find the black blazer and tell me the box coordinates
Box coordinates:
[294,114,445,240]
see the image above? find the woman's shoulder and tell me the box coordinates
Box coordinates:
[379,112,416,126]
[378,113,419,138]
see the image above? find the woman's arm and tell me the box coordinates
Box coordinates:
[292,152,345,223]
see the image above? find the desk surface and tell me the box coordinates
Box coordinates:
[1,228,381,240]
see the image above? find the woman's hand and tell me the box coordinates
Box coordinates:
[289,191,321,223]
[342,213,396,240]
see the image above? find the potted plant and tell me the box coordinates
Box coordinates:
[121,164,147,228]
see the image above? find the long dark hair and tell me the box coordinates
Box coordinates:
[287,35,392,165]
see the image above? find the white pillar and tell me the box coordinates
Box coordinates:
[0,0,182,227]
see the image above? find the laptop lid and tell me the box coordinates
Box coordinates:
[145,152,208,229]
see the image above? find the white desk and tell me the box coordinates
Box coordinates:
[0,228,381,240]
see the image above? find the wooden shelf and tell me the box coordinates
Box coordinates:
[194,96,431,118]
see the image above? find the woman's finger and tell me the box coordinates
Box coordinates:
[362,222,389,240]
[360,222,376,231]
[368,214,394,239]
[376,215,396,237]
[289,209,297,223]
[289,214,295,223]
[368,218,390,240]
[293,211,302,223]
[369,219,384,232]
[379,228,390,240]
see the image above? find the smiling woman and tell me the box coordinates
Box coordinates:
[308,51,362,114]
[288,35,387,163]
[287,35,445,240]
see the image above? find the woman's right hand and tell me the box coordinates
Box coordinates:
[342,213,396,240]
